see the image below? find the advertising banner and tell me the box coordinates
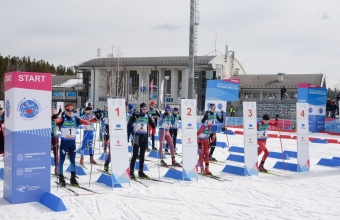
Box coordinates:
[4,72,51,204]
[243,102,258,176]
[296,102,310,172]
[206,79,240,102]
[297,83,327,132]
[107,99,130,184]
[181,99,198,180]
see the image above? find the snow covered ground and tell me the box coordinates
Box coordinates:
[1,130,340,220]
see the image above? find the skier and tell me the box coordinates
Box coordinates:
[197,124,217,175]
[0,107,5,155]
[257,113,279,172]
[100,104,108,141]
[128,103,156,179]
[165,107,181,154]
[79,106,100,166]
[51,105,62,174]
[158,105,181,167]
[102,104,109,153]
[127,103,134,144]
[55,104,101,187]
[147,101,160,151]
[201,103,224,161]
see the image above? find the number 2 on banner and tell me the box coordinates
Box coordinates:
[115,107,120,116]
[248,109,252,117]
[301,110,305,117]
[187,107,192,116]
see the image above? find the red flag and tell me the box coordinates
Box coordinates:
[150,79,153,92]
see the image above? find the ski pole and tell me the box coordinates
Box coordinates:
[277,125,286,172]
[89,121,98,187]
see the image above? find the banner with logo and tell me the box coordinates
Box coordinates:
[181,99,198,180]
[4,72,51,204]
[206,78,240,102]
[243,102,258,176]
[297,83,327,132]
[107,99,130,184]
[296,102,310,172]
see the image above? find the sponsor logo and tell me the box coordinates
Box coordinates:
[308,108,313,113]
[17,154,23,161]
[230,79,239,83]
[319,108,323,114]
[116,124,122,128]
[16,185,41,193]
[317,121,323,124]
[5,75,12,82]
[217,103,222,110]
[115,140,123,146]
[187,138,193,144]
[4,183,10,190]
[247,137,254,144]
[16,168,23,176]
[17,98,43,120]
[5,100,10,118]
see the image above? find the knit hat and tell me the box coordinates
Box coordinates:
[262,114,270,120]
[209,103,216,109]
[165,105,171,111]
[173,107,179,112]
[150,101,155,105]
[140,103,147,108]
[128,104,134,110]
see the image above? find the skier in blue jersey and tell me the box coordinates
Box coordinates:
[55,104,101,187]
[165,107,181,154]
[79,106,100,166]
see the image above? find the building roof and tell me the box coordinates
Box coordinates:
[231,74,325,89]
[52,75,82,88]
[78,55,217,68]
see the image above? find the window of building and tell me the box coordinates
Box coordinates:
[178,70,182,97]
[52,91,64,97]
[165,70,171,96]
[129,71,139,98]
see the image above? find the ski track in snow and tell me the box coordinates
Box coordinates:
[1,131,340,219]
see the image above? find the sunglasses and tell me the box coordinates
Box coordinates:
[142,108,148,110]
[65,109,74,112]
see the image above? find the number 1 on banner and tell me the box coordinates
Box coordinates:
[115,107,120,116]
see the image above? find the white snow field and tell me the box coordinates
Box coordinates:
[1,130,340,220]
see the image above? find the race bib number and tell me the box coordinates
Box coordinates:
[134,123,147,132]
[162,122,171,129]
[84,124,92,130]
[257,130,268,139]
[61,127,76,139]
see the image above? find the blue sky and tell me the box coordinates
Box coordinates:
[1,0,339,88]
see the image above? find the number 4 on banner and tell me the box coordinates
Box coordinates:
[301,110,304,117]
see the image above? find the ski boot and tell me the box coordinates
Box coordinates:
[104,161,109,172]
[90,154,98,165]
[201,167,207,175]
[259,161,268,172]
[171,157,181,167]
[70,171,79,186]
[205,164,212,175]
[130,169,136,179]
[160,160,168,166]
[138,169,149,179]
[58,174,66,187]
[209,155,217,161]
[164,148,169,154]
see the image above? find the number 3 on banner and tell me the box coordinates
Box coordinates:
[301,110,304,117]
[187,107,192,116]
[248,109,252,117]
[115,107,120,116]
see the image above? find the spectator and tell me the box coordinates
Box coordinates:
[229,105,235,117]
[330,100,337,118]
[280,86,286,101]
[337,92,340,102]
[326,98,331,117]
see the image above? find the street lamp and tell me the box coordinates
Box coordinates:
[164,76,170,109]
